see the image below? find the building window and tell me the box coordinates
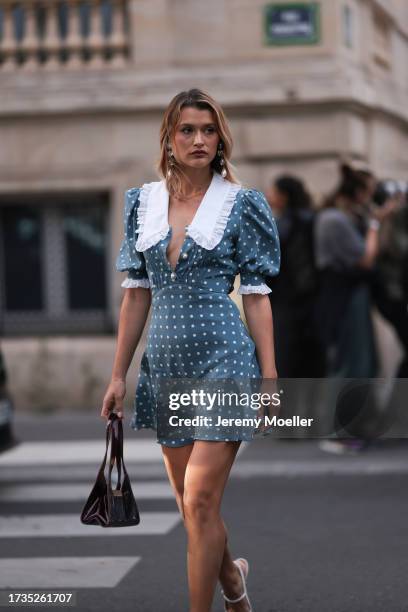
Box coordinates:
[372,6,391,68]
[2,206,44,312]
[342,4,353,49]
[63,206,107,311]
[0,194,111,336]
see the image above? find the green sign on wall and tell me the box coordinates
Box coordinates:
[264,3,321,46]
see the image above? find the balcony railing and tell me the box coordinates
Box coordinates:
[0,0,130,71]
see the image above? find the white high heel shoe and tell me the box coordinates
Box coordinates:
[221,558,253,611]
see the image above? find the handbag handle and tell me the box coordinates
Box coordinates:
[98,413,115,476]
[107,413,130,492]
[108,416,122,490]
[97,413,122,485]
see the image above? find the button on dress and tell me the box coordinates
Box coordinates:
[116,172,280,446]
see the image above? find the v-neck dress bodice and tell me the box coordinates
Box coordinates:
[116,172,281,446]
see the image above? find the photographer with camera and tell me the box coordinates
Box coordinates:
[315,163,399,454]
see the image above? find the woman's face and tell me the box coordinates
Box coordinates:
[356,175,376,205]
[171,107,220,171]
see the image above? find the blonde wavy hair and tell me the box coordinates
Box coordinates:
[156,88,240,197]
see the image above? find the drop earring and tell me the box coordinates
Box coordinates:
[167,146,175,178]
[217,143,227,178]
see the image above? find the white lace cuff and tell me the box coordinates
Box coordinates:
[121,277,150,289]
[238,283,271,295]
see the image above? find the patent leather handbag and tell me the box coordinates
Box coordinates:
[80,412,140,527]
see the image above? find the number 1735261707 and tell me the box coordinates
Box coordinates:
[2,592,76,606]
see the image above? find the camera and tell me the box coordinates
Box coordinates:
[373,179,408,206]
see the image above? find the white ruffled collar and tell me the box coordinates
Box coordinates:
[135,172,241,251]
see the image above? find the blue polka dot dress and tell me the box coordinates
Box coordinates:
[116,172,280,446]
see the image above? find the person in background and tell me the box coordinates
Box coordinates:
[315,163,397,454]
[266,175,324,377]
[0,347,16,453]
[371,181,408,378]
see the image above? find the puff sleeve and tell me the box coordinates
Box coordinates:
[235,189,281,294]
[115,188,150,288]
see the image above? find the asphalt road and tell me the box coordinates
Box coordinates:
[0,411,407,612]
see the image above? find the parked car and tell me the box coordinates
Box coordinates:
[0,348,18,453]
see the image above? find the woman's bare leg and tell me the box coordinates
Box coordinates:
[162,441,250,612]
[161,443,194,519]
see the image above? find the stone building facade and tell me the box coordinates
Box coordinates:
[0,0,406,409]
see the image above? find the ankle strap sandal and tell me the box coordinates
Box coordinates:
[221,558,253,611]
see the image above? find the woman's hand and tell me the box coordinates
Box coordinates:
[100,378,126,420]
[371,196,401,223]
[256,375,280,436]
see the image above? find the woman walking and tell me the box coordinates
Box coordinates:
[101,88,280,611]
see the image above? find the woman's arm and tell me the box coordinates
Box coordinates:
[357,224,381,269]
[112,287,151,380]
[101,287,151,419]
[242,294,277,378]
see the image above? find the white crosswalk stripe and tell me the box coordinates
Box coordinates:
[0,463,167,482]
[0,557,141,589]
[0,440,163,466]
[0,437,181,591]
[0,512,181,538]
[231,457,408,477]
[1,481,173,501]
